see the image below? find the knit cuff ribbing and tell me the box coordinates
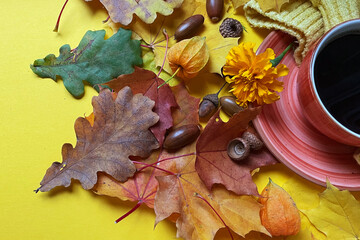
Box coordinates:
[244,0,324,65]
[310,0,360,31]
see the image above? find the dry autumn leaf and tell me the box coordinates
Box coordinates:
[105,67,178,145]
[303,181,360,240]
[193,1,239,74]
[36,87,159,192]
[91,82,200,222]
[171,82,200,128]
[108,0,200,74]
[154,143,270,240]
[91,0,184,25]
[93,152,163,221]
[113,0,240,76]
[196,109,278,196]
[231,0,250,10]
[168,36,209,80]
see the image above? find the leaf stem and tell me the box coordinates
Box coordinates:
[53,0,69,32]
[115,201,142,223]
[102,15,110,23]
[158,67,180,89]
[140,44,153,49]
[270,42,294,67]
[136,152,196,172]
[133,161,176,176]
[157,29,169,77]
[194,193,234,240]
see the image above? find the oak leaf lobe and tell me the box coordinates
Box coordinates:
[31,29,142,97]
[36,87,159,192]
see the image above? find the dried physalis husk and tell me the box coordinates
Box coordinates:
[167,36,209,80]
[259,179,301,236]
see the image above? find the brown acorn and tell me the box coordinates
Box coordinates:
[199,93,219,118]
[227,137,250,161]
[206,0,224,23]
[242,131,264,150]
[220,96,245,116]
[174,15,205,41]
[163,124,201,150]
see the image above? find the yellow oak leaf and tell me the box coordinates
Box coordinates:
[255,0,290,12]
[303,181,360,240]
[95,0,184,25]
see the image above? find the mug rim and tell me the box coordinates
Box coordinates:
[310,19,360,139]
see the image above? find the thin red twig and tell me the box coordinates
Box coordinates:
[135,152,196,172]
[133,161,176,176]
[53,0,69,32]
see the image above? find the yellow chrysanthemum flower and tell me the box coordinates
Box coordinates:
[223,42,289,107]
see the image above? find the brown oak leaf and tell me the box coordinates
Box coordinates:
[105,67,178,145]
[154,143,270,240]
[36,87,159,192]
[195,108,278,196]
[90,0,184,25]
[92,82,200,222]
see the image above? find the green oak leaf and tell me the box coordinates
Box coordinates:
[30,28,142,97]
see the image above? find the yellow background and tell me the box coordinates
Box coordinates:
[1,0,359,239]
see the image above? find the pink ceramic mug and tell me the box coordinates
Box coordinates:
[297,19,360,147]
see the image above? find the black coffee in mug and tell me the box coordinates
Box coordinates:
[314,34,360,134]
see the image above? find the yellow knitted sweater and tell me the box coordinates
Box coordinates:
[244,0,360,64]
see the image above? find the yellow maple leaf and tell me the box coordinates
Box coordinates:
[303,180,360,240]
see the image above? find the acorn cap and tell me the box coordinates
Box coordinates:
[227,137,250,161]
[219,18,243,38]
[203,93,219,106]
[242,131,264,151]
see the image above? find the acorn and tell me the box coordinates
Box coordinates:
[220,96,245,116]
[206,0,224,23]
[227,137,250,161]
[199,93,219,118]
[242,131,264,151]
[163,124,201,150]
[174,14,205,41]
[219,18,243,38]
